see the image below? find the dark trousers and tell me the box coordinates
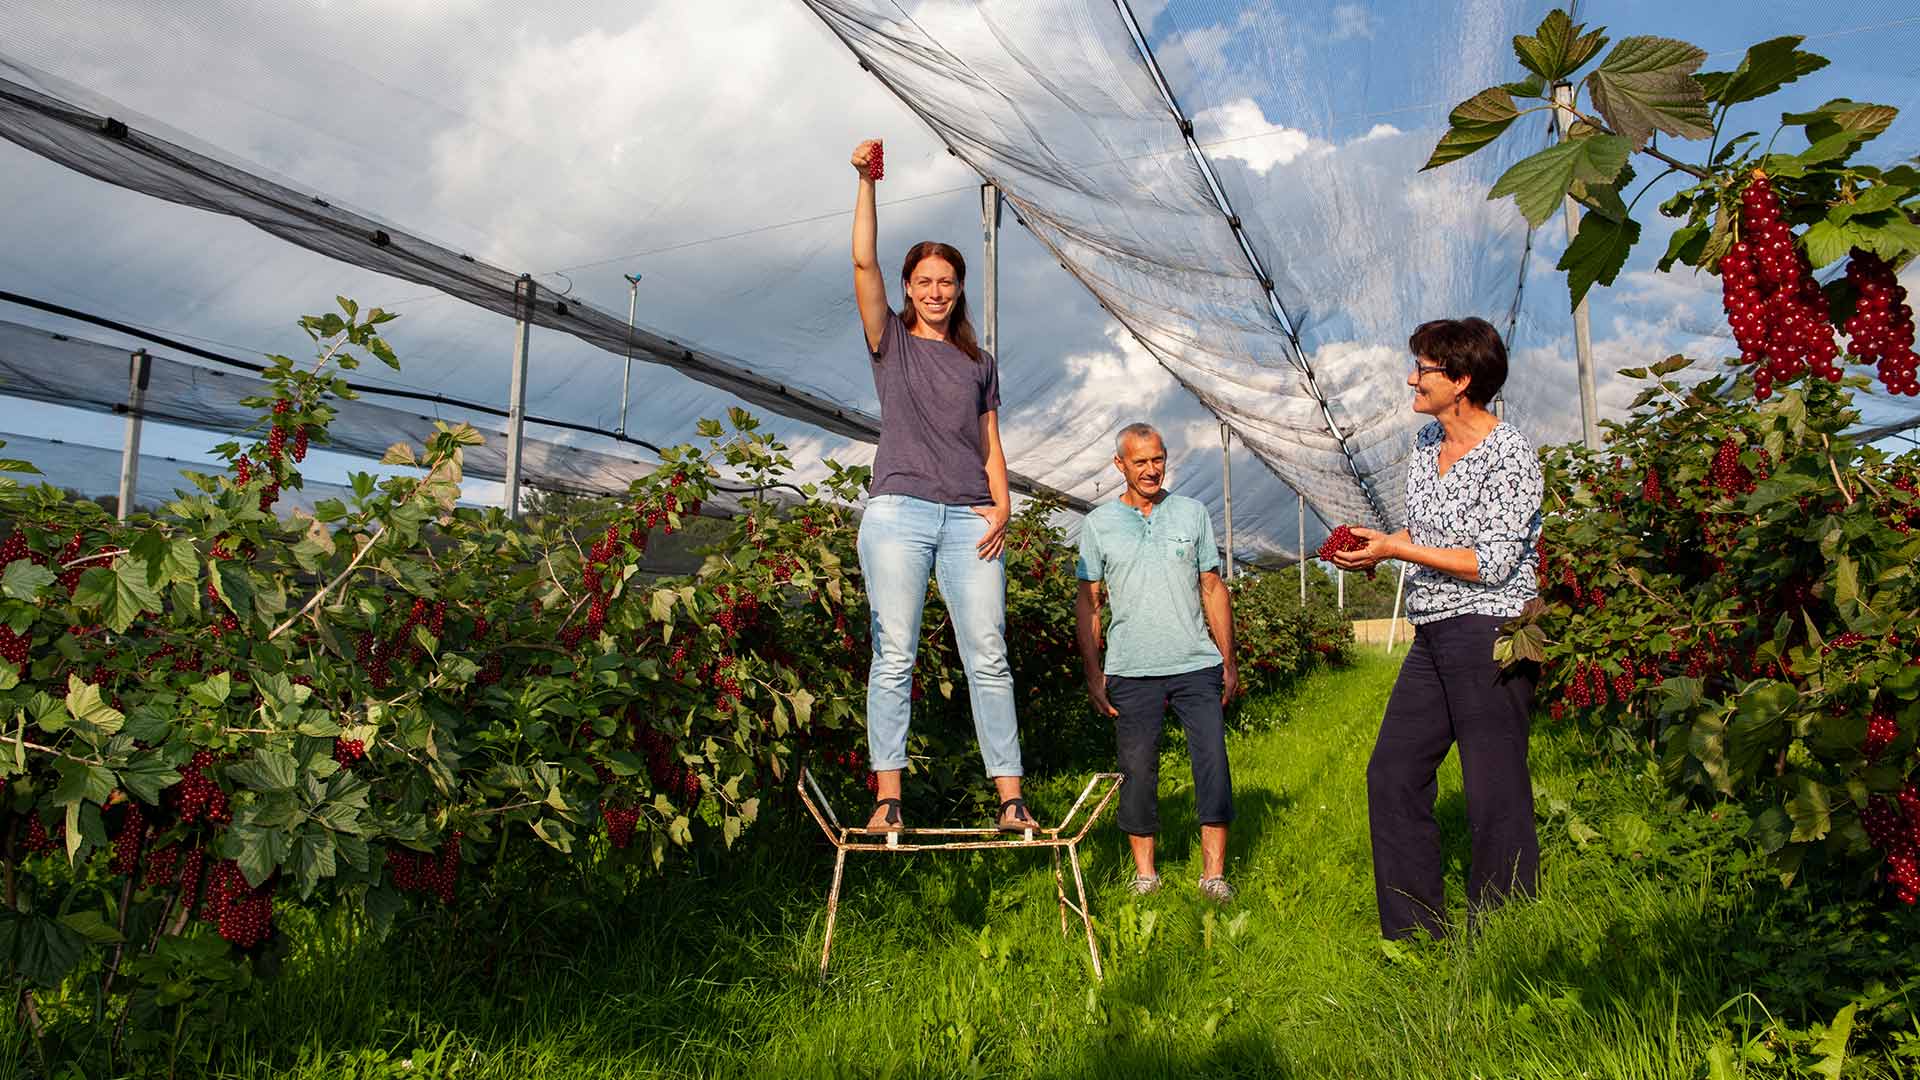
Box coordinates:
[1108,665,1234,837]
[1367,614,1538,939]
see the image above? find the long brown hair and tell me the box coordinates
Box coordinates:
[897,241,984,363]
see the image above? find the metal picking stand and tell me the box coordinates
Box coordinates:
[797,768,1123,981]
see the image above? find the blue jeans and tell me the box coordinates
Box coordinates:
[857,494,1022,778]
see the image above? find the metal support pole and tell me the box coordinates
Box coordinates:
[505,275,535,520]
[1337,567,1345,611]
[1220,422,1234,581]
[116,349,149,521]
[1553,82,1600,451]
[1068,842,1103,981]
[820,847,847,980]
[619,272,642,437]
[1386,562,1410,653]
[1298,495,1307,605]
[980,183,1002,358]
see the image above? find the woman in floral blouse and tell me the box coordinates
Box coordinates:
[1331,316,1544,940]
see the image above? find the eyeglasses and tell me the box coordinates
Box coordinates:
[1411,362,1449,379]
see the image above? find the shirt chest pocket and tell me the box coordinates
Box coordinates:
[1157,532,1197,565]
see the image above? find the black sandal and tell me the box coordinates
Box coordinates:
[996,798,1041,835]
[866,798,904,833]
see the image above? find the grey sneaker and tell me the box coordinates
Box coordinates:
[1198,876,1234,903]
[1128,873,1162,895]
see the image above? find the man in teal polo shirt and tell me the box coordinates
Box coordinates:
[1074,422,1240,901]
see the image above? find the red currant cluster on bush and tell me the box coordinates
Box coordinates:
[1720,172,1841,398]
[1821,631,1867,656]
[172,750,231,826]
[1861,787,1920,904]
[1706,438,1760,497]
[144,843,206,890]
[638,726,703,802]
[54,532,89,595]
[109,803,147,875]
[1563,660,1612,709]
[385,833,461,904]
[200,859,275,947]
[710,585,762,636]
[1864,710,1900,761]
[22,814,62,855]
[0,624,30,668]
[355,597,445,689]
[1841,248,1919,396]
[0,531,30,565]
[601,801,640,849]
[332,737,366,768]
[355,631,390,689]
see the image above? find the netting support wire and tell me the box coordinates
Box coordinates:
[1552,82,1602,452]
[1220,421,1234,581]
[1298,495,1307,604]
[981,184,1002,359]
[1110,0,1390,529]
[620,272,643,437]
[1387,561,1410,653]
[505,275,535,520]
[116,348,150,521]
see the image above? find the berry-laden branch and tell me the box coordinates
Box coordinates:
[15,740,106,768]
[268,524,387,641]
[1612,564,1682,613]
[60,548,128,571]
[1822,435,1855,508]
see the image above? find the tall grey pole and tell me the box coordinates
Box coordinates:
[980,183,1001,358]
[1297,494,1306,605]
[1553,82,1601,451]
[1386,561,1409,653]
[1337,567,1345,611]
[619,272,642,437]
[117,349,149,521]
[1220,422,1233,581]
[505,275,536,520]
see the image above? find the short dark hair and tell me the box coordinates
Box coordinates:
[1408,317,1507,406]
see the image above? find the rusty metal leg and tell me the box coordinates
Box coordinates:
[820,846,847,980]
[1051,846,1069,937]
[1067,840,1103,981]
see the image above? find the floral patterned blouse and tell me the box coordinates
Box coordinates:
[1403,420,1543,625]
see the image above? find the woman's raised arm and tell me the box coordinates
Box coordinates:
[850,139,889,353]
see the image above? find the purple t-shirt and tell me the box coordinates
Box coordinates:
[868,311,1001,506]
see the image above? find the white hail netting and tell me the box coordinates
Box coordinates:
[804,0,1553,531]
[1,1,1917,554]
[0,319,751,512]
[0,432,363,516]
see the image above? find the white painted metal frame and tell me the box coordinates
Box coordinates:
[798,767,1123,982]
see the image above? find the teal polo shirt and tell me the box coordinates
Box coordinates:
[1075,493,1224,678]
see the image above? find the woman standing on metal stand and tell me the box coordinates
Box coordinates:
[848,138,1038,836]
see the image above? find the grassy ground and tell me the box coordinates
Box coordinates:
[25,651,1912,1078]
